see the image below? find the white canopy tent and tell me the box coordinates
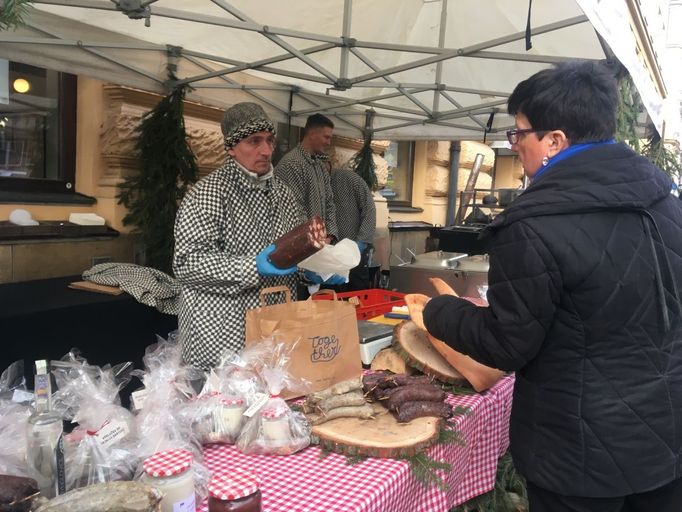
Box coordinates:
[0,0,668,140]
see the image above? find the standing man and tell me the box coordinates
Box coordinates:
[173,102,304,369]
[328,162,376,291]
[275,114,339,243]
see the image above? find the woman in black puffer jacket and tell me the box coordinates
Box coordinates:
[412,61,682,511]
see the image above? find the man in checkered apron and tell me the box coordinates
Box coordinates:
[274,114,339,243]
[173,102,304,369]
[327,162,376,291]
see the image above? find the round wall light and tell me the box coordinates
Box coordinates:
[13,78,31,94]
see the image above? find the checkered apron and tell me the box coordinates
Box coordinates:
[274,144,339,240]
[173,158,304,369]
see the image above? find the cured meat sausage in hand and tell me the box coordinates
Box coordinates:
[269,215,327,269]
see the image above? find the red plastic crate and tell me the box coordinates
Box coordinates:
[312,288,406,320]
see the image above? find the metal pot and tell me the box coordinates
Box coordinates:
[497,188,523,207]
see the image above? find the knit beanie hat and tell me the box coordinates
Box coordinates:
[221,102,276,150]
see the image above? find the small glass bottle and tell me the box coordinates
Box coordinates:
[141,448,195,512]
[26,360,65,499]
[208,471,262,512]
[261,406,290,443]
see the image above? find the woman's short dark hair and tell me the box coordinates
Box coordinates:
[507,60,618,143]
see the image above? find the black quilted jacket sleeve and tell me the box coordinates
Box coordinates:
[423,220,562,371]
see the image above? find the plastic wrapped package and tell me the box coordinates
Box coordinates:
[128,333,211,504]
[0,361,32,477]
[235,339,311,455]
[0,401,32,477]
[181,351,266,446]
[130,333,204,462]
[0,360,30,403]
[183,391,246,445]
[213,350,264,407]
[181,347,270,446]
[50,351,138,491]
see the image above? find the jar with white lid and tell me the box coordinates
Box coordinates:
[141,448,196,512]
[261,406,290,443]
[208,470,262,512]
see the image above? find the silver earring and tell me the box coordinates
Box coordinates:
[542,156,549,166]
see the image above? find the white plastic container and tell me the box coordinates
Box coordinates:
[141,448,196,512]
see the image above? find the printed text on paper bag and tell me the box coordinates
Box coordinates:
[310,335,341,362]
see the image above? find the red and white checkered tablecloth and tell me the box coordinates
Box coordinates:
[197,374,514,512]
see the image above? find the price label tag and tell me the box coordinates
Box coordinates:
[93,420,130,447]
[12,389,34,403]
[131,388,150,411]
[243,393,269,418]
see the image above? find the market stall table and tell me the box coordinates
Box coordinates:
[198,374,514,512]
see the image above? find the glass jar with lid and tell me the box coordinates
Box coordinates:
[208,470,262,512]
[217,396,246,441]
[261,406,290,443]
[141,448,195,512]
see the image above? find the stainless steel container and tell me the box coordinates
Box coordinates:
[389,251,489,297]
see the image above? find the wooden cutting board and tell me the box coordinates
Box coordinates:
[68,280,123,295]
[392,320,467,385]
[312,403,441,458]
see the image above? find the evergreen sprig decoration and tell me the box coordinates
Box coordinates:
[0,0,33,30]
[451,451,527,512]
[615,73,642,152]
[117,72,198,274]
[351,136,378,191]
[642,131,682,180]
[615,71,681,180]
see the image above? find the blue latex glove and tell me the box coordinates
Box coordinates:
[256,244,297,276]
[356,240,367,253]
[304,270,347,285]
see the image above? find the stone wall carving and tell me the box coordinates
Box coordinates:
[99,85,225,186]
[424,141,495,197]
[331,135,390,188]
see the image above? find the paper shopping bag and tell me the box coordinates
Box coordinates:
[245,287,362,398]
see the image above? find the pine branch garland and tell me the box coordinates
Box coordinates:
[615,71,681,181]
[117,72,198,273]
[405,452,452,491]
[642,131,682,180]
[345,454,368,465]
[401,424,466,491]
[350,137,378,191]
[449,451,527,512]
[0,0,33,31]
[616,73,641,152]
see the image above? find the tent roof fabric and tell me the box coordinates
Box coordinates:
[0,0,666,140]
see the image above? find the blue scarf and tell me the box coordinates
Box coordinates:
[532,139,616,182]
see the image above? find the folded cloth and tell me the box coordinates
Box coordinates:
[82,263,180,315]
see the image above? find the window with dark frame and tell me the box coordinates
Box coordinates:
[380,140,415,207]
[0,60,76,195]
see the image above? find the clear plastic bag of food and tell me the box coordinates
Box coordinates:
[0,359,33,476]
[235,339,311,455]
[179,370,246,445]
[50,351,138,490]
[130,333,203,460]
[213,350,264,407]
[0,400,31,477]
[0,360,30,403]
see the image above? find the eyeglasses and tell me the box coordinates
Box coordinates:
[506,128,548,145]
[241,134,277,149]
